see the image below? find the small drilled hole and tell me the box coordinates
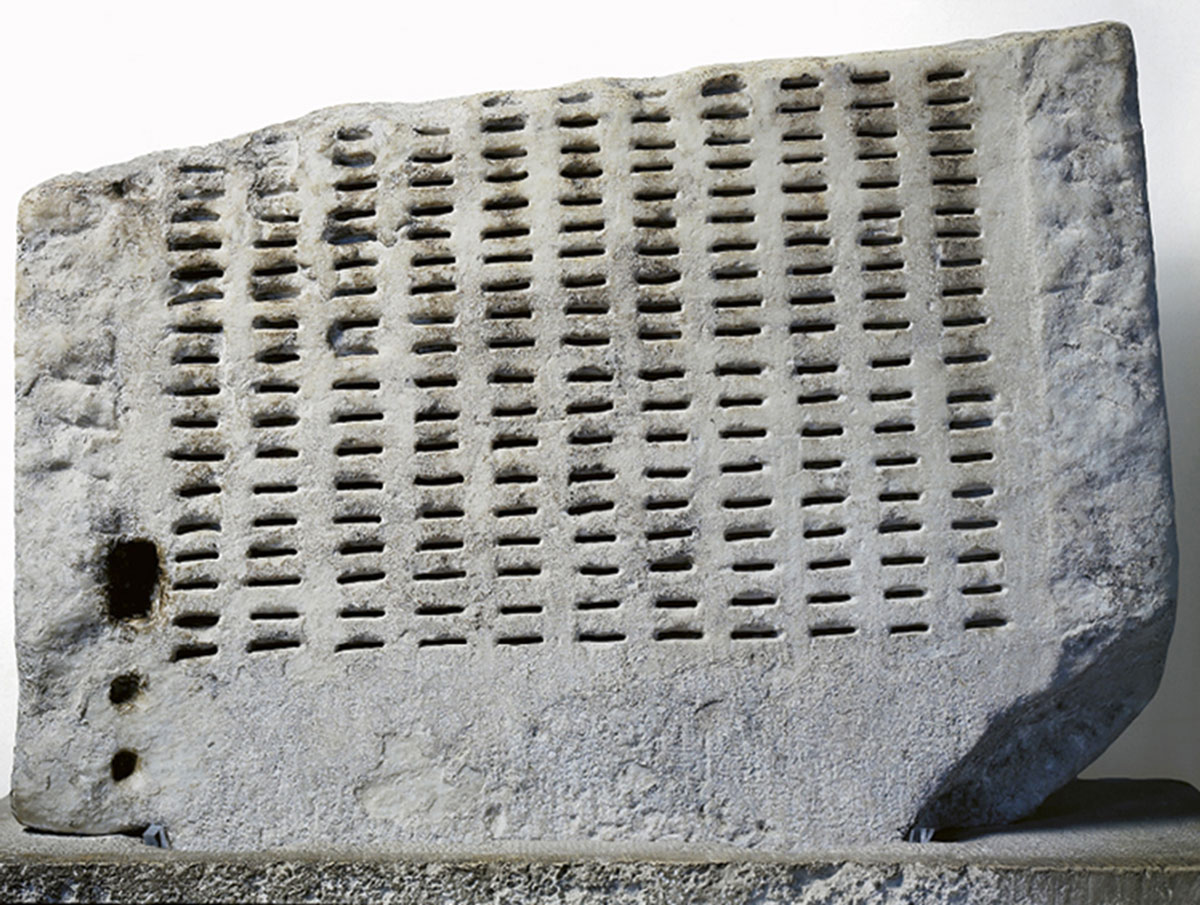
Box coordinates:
[110,749,138,781]
[108,673,143,706]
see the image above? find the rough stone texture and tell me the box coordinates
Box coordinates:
[12,22,1174,850]
[2,780,1198,903]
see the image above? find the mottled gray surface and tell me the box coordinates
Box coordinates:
[13,22,1174,850]
[2,781,1198,903]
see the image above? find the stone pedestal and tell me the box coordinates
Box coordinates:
[2,779,1196,903]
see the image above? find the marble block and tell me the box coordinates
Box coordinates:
[12,21,1175,850]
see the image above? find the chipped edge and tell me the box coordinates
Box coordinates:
[912,21,1177,832]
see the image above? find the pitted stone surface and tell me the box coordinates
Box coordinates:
[2,781,1198,903]
[12,22,1174,850]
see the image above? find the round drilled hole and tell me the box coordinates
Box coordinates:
[108,673,143,706]
[110,749,138,782]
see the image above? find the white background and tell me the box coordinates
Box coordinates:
[2,0,1196,797]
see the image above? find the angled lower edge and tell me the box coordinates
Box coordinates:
[914,22,1177,833]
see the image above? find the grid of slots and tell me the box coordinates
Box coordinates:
[778,70,860,637]
[326,126,390,653]
[405,118,472,648]
[926,66,1006,630]
[555,94,626,645]
[159,62,1017,660]
[165,163,228,662]
[477,102,552,647]
[243,134,308,654]
[625,90,702,642]
[852,65,930,638]
[702,75,785,642]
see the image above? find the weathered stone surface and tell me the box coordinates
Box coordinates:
[12,22,1174,850]
[2,781,1198,903]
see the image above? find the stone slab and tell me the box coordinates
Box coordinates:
[1,780,1198,903]
[12,22,1175,850]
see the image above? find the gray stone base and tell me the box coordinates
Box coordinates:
[2,780,1197,903]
